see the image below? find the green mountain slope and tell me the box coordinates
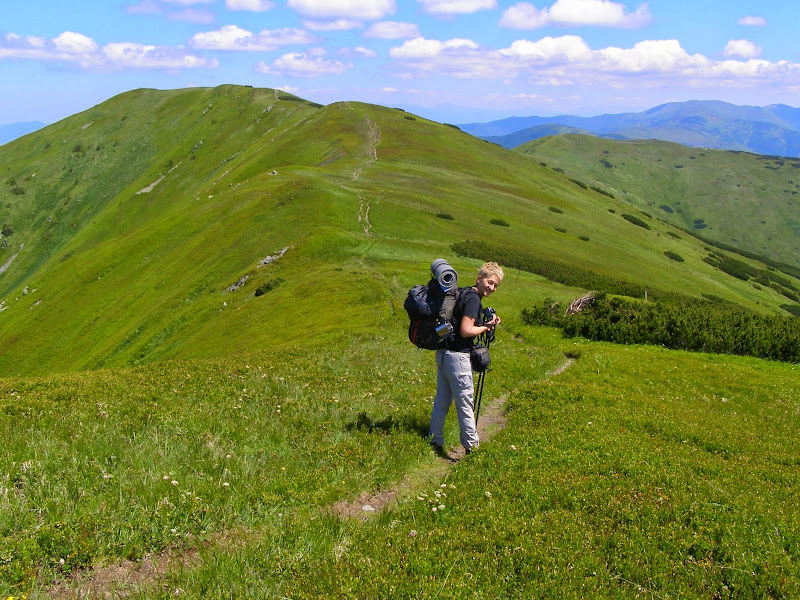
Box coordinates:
[0,86,798,378]
[518,134,800,269]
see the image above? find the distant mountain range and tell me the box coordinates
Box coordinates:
[0,121,45,146]
[459,101,800,157]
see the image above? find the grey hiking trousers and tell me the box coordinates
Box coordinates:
[429,348,479,450]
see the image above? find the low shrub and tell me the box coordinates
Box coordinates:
[548,206,564,214]
[621,214,651,230]
[590,185,614,198]
[523,293,800,363]
[404,116,416,121]
[578,235,590,241]
[667,231,681,239]
[664,251,684,262]
[254,278,284,297]
[554,227,567,233]
[490,218,510,227]
[569,178,587,189]
[452,240,676,301]
[435,213,454,220]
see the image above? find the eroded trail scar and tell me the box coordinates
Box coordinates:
[364,114,380,161]
[357,196,373,236]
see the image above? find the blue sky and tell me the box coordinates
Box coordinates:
[1,0,798,125]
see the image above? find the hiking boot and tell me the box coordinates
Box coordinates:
[430,441,446,456]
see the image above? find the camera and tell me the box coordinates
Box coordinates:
[482,307,496,325]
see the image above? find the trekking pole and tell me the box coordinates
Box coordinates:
[473,331,492,425]
[474,369,486,424]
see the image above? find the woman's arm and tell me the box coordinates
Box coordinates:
[459,314,500,338]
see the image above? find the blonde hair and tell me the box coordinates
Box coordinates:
[478,261,504,283]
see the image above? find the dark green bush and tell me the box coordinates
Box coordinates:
[578,235,590,241]
[404,116,416,121]
[451,240,677,301]
[254,278,284,297]
[1,223,13,237]
[621,214,651,230]
[569,178,587,189]
[667,231,681,239]
[599,159,612,168]
[11,187,25,196]
[781,304,800,317]
[436,213,454,220]
[523,293,800,363]
[555,227,567,233]
[608,208,616,214]
[548,206,564,214]
[660,205,674,213]
[590,186,614,198]
[664,251,684,262]
[490,218,510,227]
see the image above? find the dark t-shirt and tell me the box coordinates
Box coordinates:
[446,287,482,353]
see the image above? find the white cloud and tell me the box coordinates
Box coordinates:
[500,35,592,63]
[287,0,395,20]
[126,0,162,14]
[167,8,215,23]
[0,31,216,70]
[418,0,497,15]
[353,46,378,57]
[738,15,767,26]
[390,37,479,59]
[190,25,316,50]
[102,42,217,68]
[382,87,398,92]
[256,51,352,77]
[364,21,421,39]
[387,33,800,90]
[53,32,99,54]
[161,0,213,4]
[724,39,763,59]
[303,19,363,31]
[276,84,300,93]
[500,0,651,29]
[226,0,274,10]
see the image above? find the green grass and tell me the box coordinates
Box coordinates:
[517,134,800,270]
[73,341,798,600]
[1,86,800,596]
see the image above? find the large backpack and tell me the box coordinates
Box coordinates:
[404,279,459,350]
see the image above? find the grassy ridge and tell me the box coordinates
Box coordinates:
[518,134,800,269]
[1,87,798,377]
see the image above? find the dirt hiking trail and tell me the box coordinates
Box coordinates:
[48,359,576,598]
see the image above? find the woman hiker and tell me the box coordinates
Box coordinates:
[428,261,503,455]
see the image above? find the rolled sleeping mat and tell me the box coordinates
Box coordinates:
[430,258,458,292]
